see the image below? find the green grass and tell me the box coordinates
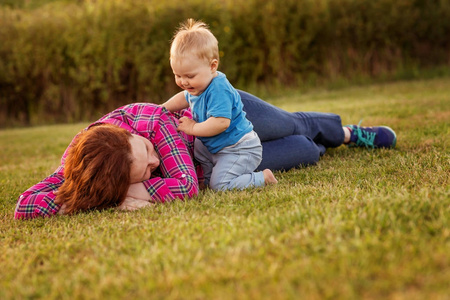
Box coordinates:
[1,77,449,300]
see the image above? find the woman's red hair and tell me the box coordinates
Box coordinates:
[56,124,133,214]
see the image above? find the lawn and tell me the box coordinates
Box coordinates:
[1,77,449,299]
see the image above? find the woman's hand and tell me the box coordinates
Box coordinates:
[57,204,67,215]
[118,182,152,211]
[118,197,153,211]
[126,183,151,200]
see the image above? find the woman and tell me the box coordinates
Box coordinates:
[15,103,199,219]
[14,91,396,219]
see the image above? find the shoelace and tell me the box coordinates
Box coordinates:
[353,121,376,148]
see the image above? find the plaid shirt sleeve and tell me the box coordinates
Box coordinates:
[14,167,65,219]
[14,133,80,219]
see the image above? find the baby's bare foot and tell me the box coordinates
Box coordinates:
[263,169,278,185]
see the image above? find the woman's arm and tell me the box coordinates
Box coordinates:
[14,169,64,219]
[126,183,152,200]
[141,108,199,202]
[14,135,78,220]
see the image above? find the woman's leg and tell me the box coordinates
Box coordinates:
[238,90,345,147]
[238,90,344,171]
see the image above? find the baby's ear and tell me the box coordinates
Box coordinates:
[211,59,219,71]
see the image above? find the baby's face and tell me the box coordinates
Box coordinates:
[171,55,218,96]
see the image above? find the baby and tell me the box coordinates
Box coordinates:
[163,19,277,191]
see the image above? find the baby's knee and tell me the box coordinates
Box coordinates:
[209,180,227,192]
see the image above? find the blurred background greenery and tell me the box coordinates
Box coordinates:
[1,0,449,127]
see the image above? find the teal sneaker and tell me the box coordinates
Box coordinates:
[344,122,397,149]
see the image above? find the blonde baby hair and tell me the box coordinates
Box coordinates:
[170,18,219,64]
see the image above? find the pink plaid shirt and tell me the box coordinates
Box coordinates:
[14,103,200,219]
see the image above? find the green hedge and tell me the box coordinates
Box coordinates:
[1,0,449,126]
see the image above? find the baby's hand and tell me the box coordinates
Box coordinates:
[178,117,197,135]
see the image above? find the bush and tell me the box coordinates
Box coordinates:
[0,0,449,126]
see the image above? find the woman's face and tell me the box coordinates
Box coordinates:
[129,134,160,183]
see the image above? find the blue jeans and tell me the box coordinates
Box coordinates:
[194,131,265,191]
[238,90,345,171]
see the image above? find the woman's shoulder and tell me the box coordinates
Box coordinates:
[100,103,163,120]
[92,103,167,135]
[120,102,162,114]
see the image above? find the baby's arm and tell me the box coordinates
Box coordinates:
[162,91,189,112]
[178,116,230,137]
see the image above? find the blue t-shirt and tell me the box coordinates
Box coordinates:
[185,71,253,154]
